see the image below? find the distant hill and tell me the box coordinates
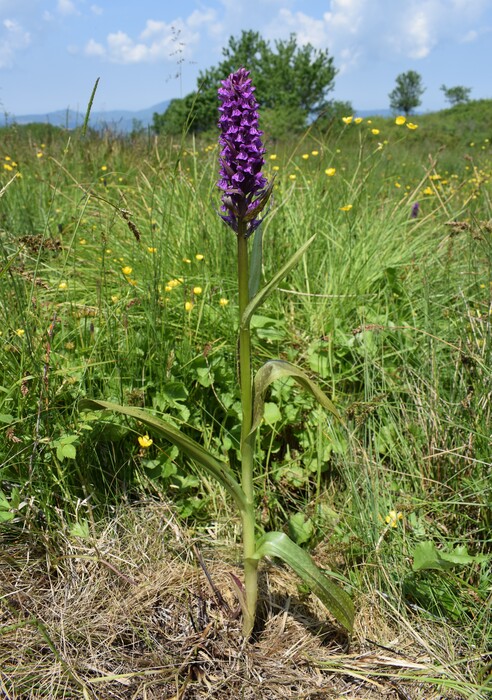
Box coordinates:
[2,101,171,133]
[355,108,394,118]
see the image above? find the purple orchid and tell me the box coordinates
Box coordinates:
[217,67,273,236]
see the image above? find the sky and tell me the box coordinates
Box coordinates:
[0,0,491,117]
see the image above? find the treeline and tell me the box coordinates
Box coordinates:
[152,30,474,139]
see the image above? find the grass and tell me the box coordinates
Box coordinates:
[1,101,491,698]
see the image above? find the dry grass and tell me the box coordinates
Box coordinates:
[0,502,486,699]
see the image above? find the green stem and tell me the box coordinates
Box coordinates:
[237,222,258,637]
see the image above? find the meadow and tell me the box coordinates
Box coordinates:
[0,101,491,698]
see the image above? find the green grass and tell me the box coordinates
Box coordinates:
[1,101,491,697]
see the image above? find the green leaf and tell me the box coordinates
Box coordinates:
[251,359,340,434]
[249,224,263,300]
[70,519,90,539]
[79,399,246,512]
[263,402,282,425]
[241,234,316,329]
[253,531,354,632]
[288,512,314,545]
[61,443,77,460]
[412,541,489,572]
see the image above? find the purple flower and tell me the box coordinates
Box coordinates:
[411,201,420,219]
[217,67,273,236]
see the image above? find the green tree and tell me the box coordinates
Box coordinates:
[389,70,425,116]
[440,84,471,106]
[153,30,337,138]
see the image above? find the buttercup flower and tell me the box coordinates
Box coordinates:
[395,115,406,125]
[138,435,153,448]
[217,67,273,237]
[385,510,403,527]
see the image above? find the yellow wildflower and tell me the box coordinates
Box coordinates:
[406,122,418,130]
[58,281,68,290]
[342,116,353,125]
[185,301,193,312]
[15,329,25,337]
[195,254,204,261]
[340,204,353,212]
[147,247,157,253]
[219,298,229,307]
[325,167,336,177]
[371,128,380,135]
[138,435,153,448]
[385,510,403,528]
[354,117,363,124]
[302,153,309,160]
[193,286,203,295]
[121,266,132,275]
[311,150,319,156]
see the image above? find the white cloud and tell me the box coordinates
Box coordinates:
[84,13,219,65]
[269,9,327,47]
[85,37,105,57]
[0,18,31,68]
[90,4,103,16]
[262,0,491,73]
[57,0,79,16]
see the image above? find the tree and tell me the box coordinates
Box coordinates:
[153,30,337,137]
[389,70,425,116]
[440,84,471,107]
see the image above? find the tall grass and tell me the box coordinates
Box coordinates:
[1,107,491,695]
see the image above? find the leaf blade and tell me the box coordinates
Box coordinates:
[251,359,340,433]
[79,399,246,511]
[253,531,354,632]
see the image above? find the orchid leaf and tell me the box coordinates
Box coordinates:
[241,234,316,329]
[251,359,340,434]
[253,531,354,633]
[79,399,246,511]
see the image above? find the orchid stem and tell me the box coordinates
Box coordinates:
[237,221,258,637]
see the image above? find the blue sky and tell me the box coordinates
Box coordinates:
[1,0,491,116]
